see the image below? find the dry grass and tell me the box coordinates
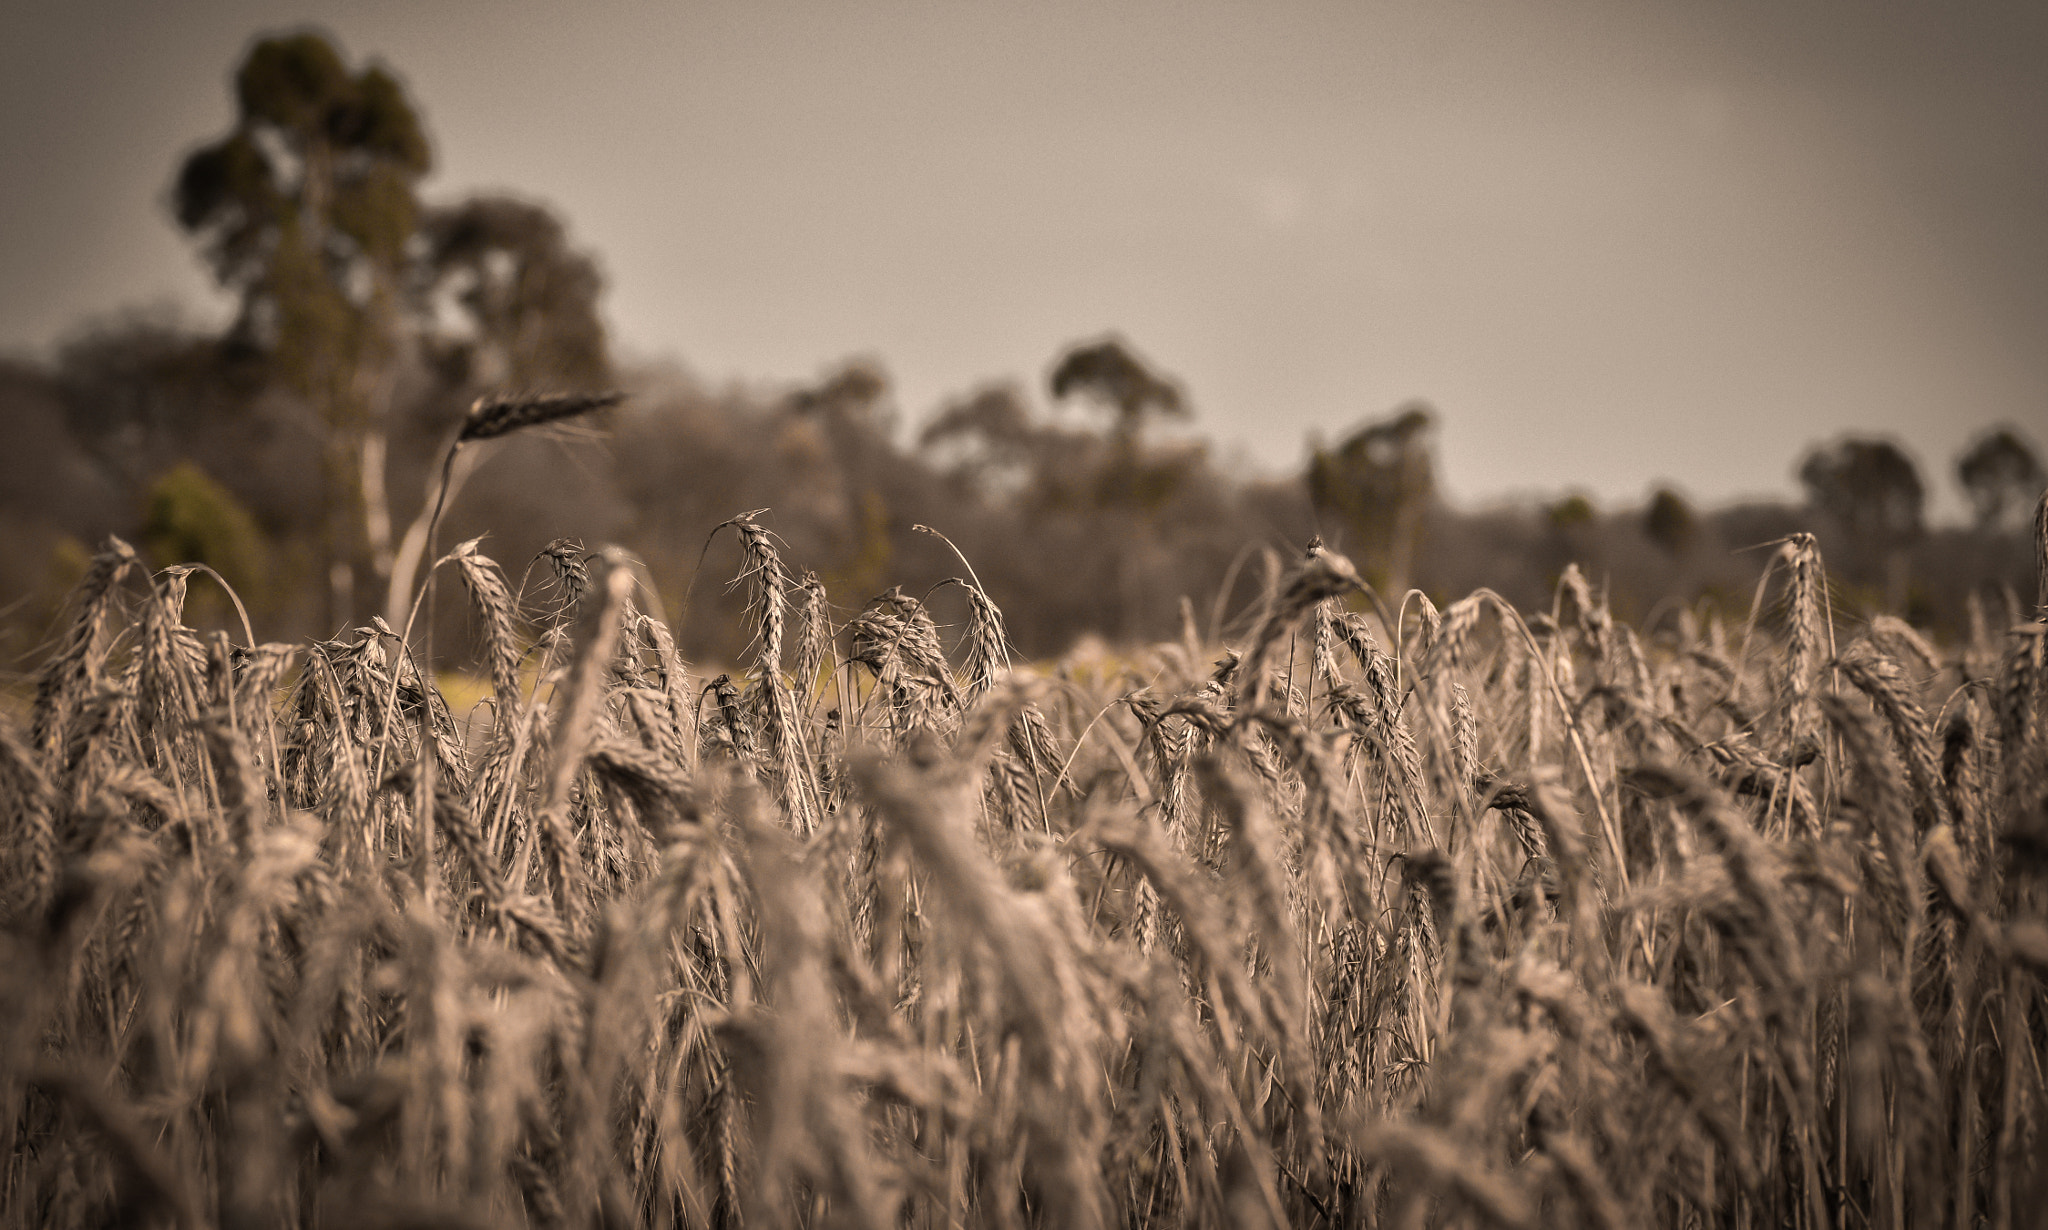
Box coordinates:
[3,488,2046,1229]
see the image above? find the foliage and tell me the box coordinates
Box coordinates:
[174,32,431,304]
[1798,435,1925,543]
[1546,491,1596,532]
[1643,486,1697,557]
[170,31,615,629]
[421,196,611,390]
[174,30,429,408]
[1308,403,1435,593]
[172,29,433,625]
[18,315,2041,659]
[139,462,268,598]
[1958,426,2045,532]
[1048,334,1186,437]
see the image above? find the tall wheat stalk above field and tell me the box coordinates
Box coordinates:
[383,391,623,634]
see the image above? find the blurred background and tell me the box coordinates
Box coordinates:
[1,1,2041,663]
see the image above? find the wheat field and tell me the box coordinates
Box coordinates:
[3,476,2045,1227]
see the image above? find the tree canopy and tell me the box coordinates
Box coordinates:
[175,31,430,361]
[168,30,613,628]
[1957,426,2044,531]
[1798,436,1924,543]
[1308,403,1435,591]
[421,197,611,390]
[1644,486,1698,557]
[1049,336,1186,438]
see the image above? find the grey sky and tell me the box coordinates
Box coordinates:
[4,0,2044,520]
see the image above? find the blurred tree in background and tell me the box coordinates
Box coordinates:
[1957,426,2044,532]
[140,462,269,615]
[1307,403,1434,593]
[1046,337,1216,639]
[1799,436,1926,542]
[1644,486,1698,558]
[1049,335,1202,512]
[1547,493,1597,533]
[376,194,615,628]
[420,196,611,391]
[919,382,1046,495]
[170,31,615,633]
[1798,435,1926,610]
[783,359,904,599]
[174,31,431,625]
[1049,335,1186,440]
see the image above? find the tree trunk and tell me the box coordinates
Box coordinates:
[361,429,394,584]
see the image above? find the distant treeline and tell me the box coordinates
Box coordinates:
[1,315,2037,671]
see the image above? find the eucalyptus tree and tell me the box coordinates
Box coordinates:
[1798,435,1924,610]
[1957,426,2044,532]
[1644,487,1699,558]
[1048,335,1187,443]
[176,33,615,631]
[174,30,431,624]
[1047,337,1202,638]
[420,195,611,392]
[1307,402,1435,595]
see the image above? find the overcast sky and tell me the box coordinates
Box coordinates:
[4,0,2045,520]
